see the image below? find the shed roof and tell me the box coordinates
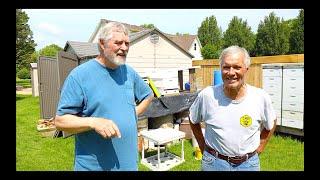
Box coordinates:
[64,41,99,59]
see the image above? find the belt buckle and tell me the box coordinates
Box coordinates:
[227,154,248,163]
[227,156,236,163]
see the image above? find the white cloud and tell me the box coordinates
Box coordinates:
[37,22,63,36]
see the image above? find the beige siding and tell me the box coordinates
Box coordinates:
[91,30,192,87]
[127,34,192,87]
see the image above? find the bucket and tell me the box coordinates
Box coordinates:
[213,70,223,86]
[185,82,190,91]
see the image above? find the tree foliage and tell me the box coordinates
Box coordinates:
[16,9,36,71]
[38,44,63,58]
[223,16,256,56]
[17,68,31,79]
[197,16,223,47]
[255,12,290,56]
[141,24,155,29]
[175,32,190,36]
[201,44,221,59]
[289,9,304,54]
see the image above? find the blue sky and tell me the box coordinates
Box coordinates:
[23,9,301,51]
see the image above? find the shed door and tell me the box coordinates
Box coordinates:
[57,51,79,90]
[38,56,60,119]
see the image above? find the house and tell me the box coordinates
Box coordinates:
[64,28,194,90]
[88,19,202,60]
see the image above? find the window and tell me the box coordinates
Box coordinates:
[194,43,197,50]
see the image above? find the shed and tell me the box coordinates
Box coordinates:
[37,56,60,119]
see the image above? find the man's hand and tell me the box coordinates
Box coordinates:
[89,117,121,138]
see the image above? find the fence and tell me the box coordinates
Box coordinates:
[190,54,304,89]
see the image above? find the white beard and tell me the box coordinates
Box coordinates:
[105,52,126,66]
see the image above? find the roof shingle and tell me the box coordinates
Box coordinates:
[165,34,197,52]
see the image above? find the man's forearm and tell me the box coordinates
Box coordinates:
[136,95,153,116]
[257,119,277,154]
[54,114,93,134]
[189,121,205,153]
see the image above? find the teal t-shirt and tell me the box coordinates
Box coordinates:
[56,59,152,171]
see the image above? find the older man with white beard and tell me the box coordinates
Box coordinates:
[54,22,153,171]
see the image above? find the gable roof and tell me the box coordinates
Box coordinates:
[165,34,199,52]
[129,28,194,58]
[88,19,146,42]
[69,28,194,59]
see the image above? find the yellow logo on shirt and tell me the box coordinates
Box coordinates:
[240,115,252,127]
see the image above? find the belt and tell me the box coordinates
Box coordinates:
[204,145,256,165]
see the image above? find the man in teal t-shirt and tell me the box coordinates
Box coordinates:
[55,22,153,171]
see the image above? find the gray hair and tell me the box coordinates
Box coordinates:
[219,45,251,68]
[98,22,129,53]
[98,22,129,42]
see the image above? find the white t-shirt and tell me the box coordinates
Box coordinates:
[189,84,276,156]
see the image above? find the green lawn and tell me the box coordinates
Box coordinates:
[16,77,31,88]
[16,94,304,171]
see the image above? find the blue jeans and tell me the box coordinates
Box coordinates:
[201,150,260,171]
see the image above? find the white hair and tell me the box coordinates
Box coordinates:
[98,22,128,41]
[219,45,251,68]
[98,22,129,53]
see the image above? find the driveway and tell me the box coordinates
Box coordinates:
[16,88,32,95]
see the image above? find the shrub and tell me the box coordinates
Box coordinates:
[17,68,31,79]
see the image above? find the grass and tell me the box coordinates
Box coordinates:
[16,94,304,171]
[259,134,304,171]
[16,94,74,171]
[16,77,31,88]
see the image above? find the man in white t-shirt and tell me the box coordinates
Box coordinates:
[189,45,277,171]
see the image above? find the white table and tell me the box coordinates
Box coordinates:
[140,128,186,171]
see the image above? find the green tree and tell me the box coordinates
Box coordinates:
[17,68,31,79]
[197,16,223,47]
[16,9,36,71]
[255,12,290,56]
[223,16,256,56]
[175,32,190,36]
[201,44,221,59]
[38,44,63,58]
[289,9,304,54]
[141,24,155,29]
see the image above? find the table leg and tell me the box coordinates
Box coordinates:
[142,137,145,161]
[181,139,184,161]
[157,144,161,168]
[165,144,168,156]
